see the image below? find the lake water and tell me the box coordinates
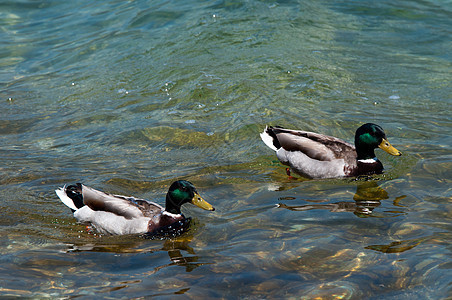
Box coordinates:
[1,0,451,298]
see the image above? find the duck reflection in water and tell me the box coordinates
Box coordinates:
[150,237,209,273]
[64,221,209,273]
[278,180,406,217]
[144,219,212,273]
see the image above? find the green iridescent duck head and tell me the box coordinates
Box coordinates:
[165,180,215,214]
[354,123,402,160]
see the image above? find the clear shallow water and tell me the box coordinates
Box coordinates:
[1,0,451,298]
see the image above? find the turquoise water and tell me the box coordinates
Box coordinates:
[1,0,451,298]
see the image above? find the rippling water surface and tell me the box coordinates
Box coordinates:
[1,0,451,298]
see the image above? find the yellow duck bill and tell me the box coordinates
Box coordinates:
[191,192,215,211]
[379,138,402,156]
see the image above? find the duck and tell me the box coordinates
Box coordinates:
[55,180,215,236]
[260,123,401,179]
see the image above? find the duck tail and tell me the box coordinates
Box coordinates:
[260,126,281,151]
[55,183,84,211]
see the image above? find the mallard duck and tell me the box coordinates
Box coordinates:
[260,123,401,179]
[55,180,215,236]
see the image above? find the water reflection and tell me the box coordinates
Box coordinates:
[365,238,425,253]
[278,181,406,217]
[158,239,210,273]
[63,232,208,273]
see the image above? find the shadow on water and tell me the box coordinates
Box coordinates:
[62,218,211,272]
[275,180,429,254]
[364,238,426,254]
[0,213,215,297]
[277,180,407,217]
[65,237,208,272]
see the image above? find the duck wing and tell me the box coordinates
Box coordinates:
[268,127,357,162]
[80,184,163,220]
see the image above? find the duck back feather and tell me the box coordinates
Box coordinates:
[79,184,162,219]
[263,127,357,163]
